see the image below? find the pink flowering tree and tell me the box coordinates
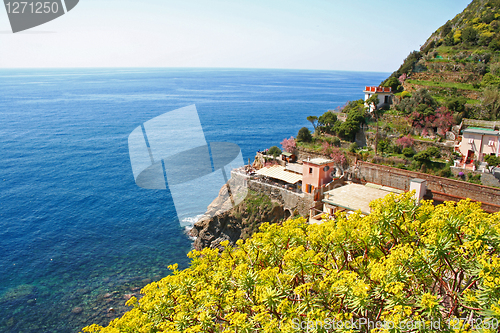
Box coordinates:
[322,142,332,156]
[330,148,347,168]
[280,136,296,153]
[433,107,455,137]
[395,135,414,149]
[399,73,407,85]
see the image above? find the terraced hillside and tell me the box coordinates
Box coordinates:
[383,0,500,120]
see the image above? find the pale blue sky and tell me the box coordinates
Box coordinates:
[0,0,472,71]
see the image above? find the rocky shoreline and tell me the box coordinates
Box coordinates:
[189,177,286,250]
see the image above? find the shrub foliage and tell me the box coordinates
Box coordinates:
[84,193,500,333]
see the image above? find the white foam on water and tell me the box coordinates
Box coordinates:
[181,214,204,241]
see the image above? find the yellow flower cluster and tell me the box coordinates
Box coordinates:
[83,193,500,333]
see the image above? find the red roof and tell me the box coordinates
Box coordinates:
[364,86,392,93]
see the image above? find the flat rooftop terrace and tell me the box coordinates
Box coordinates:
[323,183,404,215]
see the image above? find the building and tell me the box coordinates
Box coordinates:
[364,86,393,112]
[302,158,337,194]
[457,127,500,164]
[280,152,297,163]
[309,179,426,224]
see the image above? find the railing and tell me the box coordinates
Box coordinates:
[252,176,303,194]
[364,86,392,93]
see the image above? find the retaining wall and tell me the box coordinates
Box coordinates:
[355,161,500,212]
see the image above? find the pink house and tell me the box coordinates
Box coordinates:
[458,127,500,165]
[302,158,336,194]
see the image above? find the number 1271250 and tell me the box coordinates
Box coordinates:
[5,2,60,14]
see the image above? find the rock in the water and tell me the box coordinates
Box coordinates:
[71,307,83,314]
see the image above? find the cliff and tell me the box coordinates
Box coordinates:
[189,179,286,250]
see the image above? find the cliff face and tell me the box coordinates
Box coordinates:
[189,181,285,250]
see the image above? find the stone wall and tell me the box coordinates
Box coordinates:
[232,171,315,216]
[355,161,500,212]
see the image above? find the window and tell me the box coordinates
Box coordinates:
[468,138,474,144]
[384,95,389,103]
[309,167,313,174]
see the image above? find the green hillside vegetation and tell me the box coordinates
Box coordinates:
[383,0,500,121]
[83,193,500,332]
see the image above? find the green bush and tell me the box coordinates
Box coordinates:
[467,173,482,184]
[389,144,401,154]
[296,127,312,143]
[426,146,441,158]
[268,146,281,157]
[402,147,415,157]
[377,140,390,154]
[330,136,341,147]
[436,167,452,178]
[348,142,358,153]
[413,150,433,165]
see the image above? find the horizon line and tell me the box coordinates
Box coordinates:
[0,66,393,75]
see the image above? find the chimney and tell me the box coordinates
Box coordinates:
[409,178,426,203]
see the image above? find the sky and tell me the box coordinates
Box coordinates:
[0,0,473,72]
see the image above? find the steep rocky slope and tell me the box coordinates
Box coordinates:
[189,183,285,250]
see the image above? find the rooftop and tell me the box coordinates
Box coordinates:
[285,163,303,175]
[463,127,500,136]
[364,86,392,93]
[323,183,404,215]
[303,157,333,166]
[256,165,303,184]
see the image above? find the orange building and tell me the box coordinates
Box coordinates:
[302,158,336,194]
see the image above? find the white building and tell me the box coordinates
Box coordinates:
[364,86,393,112]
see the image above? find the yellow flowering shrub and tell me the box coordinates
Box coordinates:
[83,193,500,332]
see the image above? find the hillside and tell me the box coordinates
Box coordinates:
[383,0,500,120]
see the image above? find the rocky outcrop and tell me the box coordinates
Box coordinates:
[189,178,285,250]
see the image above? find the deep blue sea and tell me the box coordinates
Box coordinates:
[0,68,388,332]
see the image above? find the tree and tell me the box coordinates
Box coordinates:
[268,146,281,158]
[402,147,415,157]
[395,135,414,149]
[296,127,312,143]
[377,140,390,154]
[462,26,478,44]
[330,148,347,169]
[482,87,500,120]
[413,146,439,166]
[83,194,500,333]
[317,112,338,134]
[383,77,401,93]
[306,116,318,131]
[280,136,296,153]
[441,20,452,37]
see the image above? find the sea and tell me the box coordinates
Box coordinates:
[0,68,389,332]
